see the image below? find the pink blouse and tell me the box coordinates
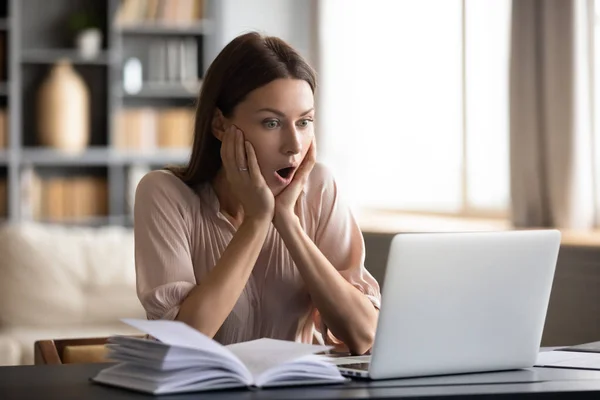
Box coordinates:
[133,162,381,346]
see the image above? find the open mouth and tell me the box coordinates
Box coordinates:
[276,167,295,180]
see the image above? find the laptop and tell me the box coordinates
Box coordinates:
[336,229,561,380]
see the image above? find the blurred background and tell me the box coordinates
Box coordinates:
[0,0,597,235]
[1,0,600,366]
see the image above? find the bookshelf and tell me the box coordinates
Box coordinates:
[21,49,114,65]
[116,21,211,36]
[1,0,207,226]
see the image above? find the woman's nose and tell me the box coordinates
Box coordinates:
[283,127,302,155]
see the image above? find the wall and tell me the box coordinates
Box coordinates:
[542,245,600,346]
[203,0,316,71]
[362,231,600,347]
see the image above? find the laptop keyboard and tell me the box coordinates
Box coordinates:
[327,355,371,365]
[339,362,370,371]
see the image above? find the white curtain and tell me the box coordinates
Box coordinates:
[509,0,597,229]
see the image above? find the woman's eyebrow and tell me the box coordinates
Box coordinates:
[300,108,315,116]
[256,107,315,117]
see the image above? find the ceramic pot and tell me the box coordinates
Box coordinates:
[37,60,90,152]
[76,28,102,60]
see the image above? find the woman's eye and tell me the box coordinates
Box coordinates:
[264,120,280,129]
[297,119,313,128]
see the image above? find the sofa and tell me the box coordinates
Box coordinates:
[0,222,146,365]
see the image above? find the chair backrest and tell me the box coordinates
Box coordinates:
[34,337,125,365]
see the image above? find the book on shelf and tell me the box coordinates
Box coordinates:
[114,107,194,150]
[124,39,199,91]
[115,0,204,27]
[21,169,108,222]
[91,318,347,395]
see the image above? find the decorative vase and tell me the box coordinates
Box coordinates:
[37,60,90,152]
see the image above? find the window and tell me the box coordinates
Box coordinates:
[318,0,512,217]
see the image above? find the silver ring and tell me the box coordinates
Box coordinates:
[239,167,248,171]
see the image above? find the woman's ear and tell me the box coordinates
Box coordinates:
[211,108,227,141]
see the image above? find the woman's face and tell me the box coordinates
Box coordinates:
[227,78,315,196]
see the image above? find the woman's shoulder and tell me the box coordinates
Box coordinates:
[301,162,356,233]
[135,169,200,212]
[305,162,337,196]
[301,162,345,213]
[136,169,187,195]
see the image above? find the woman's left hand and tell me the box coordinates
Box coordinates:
[274,138,317,223]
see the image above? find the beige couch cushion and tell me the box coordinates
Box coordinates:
[0,335,21,366]
[0,222,146,328]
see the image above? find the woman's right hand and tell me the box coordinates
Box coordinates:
[221,125,275,222]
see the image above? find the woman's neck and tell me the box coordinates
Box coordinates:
[211,169,245,226]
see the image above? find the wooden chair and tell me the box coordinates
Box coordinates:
[34,336,143,365]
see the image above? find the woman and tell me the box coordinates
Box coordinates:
[134,31,381,355]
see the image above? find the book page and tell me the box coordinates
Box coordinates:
[536,351,600,369]
[120,319,244,368]
[256,354,346,387]
[226,338,332,380]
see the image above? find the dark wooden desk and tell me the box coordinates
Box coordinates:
[4,363,600,399]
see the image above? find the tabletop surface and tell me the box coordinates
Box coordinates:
[5,362,600,399]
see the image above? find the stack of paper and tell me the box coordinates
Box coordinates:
[536,350,600,370]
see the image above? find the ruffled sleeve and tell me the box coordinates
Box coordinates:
[133,170,196,321]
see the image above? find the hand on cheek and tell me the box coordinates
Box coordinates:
[220,125,275,222]
[274,137,317,222]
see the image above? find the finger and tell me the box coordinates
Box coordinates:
[306,138,317,166]
[296,140,316,179]
[235,129,248,171]
[245,141,263,183]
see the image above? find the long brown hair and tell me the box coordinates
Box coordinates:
[167,31,317,187]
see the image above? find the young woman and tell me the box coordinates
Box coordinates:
[134,31,380,355]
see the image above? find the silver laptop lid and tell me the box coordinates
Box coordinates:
[369,230,561,380]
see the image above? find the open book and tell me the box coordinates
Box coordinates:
[91,318,347,395]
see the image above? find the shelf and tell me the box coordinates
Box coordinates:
[0,149,8,165]
[115,21,212,36]
[107,214,134,227]
[117,82,201,99]
[33,215,116,228]
[110,149,191,165]
[21,148,110,165]
[20,147,191,166]
[21,49,114,65]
